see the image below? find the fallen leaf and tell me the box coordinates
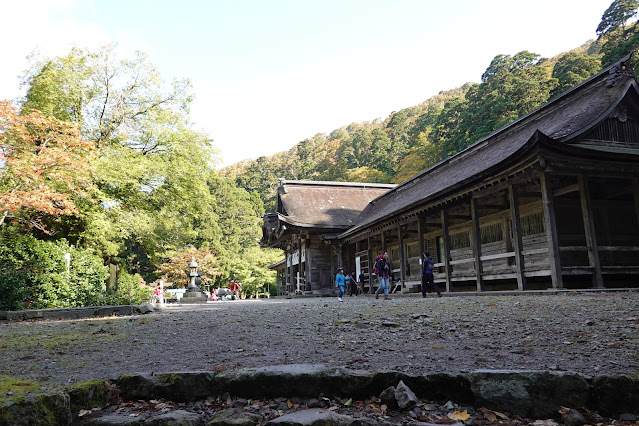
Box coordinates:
[328,406,339,411]
[448,410,470,421]
[495,410,509,420]
[432,345,442,349]
[344,398,353,406]
[479,407,497,422]
[286,400,292,408]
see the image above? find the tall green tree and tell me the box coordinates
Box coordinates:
[550,52,602,98]
[22,45,192,150]
[597,0,639,71]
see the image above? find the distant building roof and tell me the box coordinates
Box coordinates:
[277,180,396,229]
[267,258,286,270]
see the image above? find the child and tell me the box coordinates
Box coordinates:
[335,267,345,302]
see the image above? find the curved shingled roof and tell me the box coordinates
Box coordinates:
[340,57,639,238]
[277,180,396,229]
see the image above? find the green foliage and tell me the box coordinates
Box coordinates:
[102,270,150,305]
[597,1,639,72]
[0,232,108,310]
[551,52,602,98]
[596,0,639,37]
[222,247,282,298]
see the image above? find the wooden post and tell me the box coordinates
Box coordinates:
[381,231,386,253]
[540,171,564,289]
[470,198,484,291]
[633,179,639,229]
[398,224,406,289]
[367,236,374,294]
[441,209,452,292]
[338,244,344,269]
[417,214,425,262]
[304,240,312,291]
[298,242,303,291]
[579,175,604,288]
[285,248,291,294]
[508,184,527,290]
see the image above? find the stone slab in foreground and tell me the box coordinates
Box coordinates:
[0,304,155,322]
[2,364,638,425]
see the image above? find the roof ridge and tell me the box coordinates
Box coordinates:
[280,179,397,189]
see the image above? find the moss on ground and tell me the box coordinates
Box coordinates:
[0,375,41,403]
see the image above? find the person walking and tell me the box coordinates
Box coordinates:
[422,251,442,298]
[375,251,392,300]
[335,267,346,302]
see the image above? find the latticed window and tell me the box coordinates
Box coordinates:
[521,212,545,236]
[449,231,471,249]
[481,222,503,244]
[426,238,439,262]
[581,115,639,149]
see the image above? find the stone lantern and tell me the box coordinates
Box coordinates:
[181,257,208,304]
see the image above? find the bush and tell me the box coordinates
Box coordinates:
[102,270,151,305]
[0,233,108,310]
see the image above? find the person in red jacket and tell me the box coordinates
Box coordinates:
[229,280,240,300]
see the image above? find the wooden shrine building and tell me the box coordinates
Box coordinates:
[262,180,396,294]
[263,57,639,294]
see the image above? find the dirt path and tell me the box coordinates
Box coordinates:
[1,292,638,385]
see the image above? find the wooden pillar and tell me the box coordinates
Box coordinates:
[381,231,386,253]
[304,240,311,289]
[470,198,484,291]
[285,248,291,293]
[367,236,374,294]
[508,184,527,290]
[540,171,563,289]
[417,214,425,264]
[297,242,303,291]
[338,244,344,269]
[441,209,452,292]
[579,175,604,288]
[398,224,406,288]
[633,179,639,229]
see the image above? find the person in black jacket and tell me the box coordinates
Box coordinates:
[422,251,442,298]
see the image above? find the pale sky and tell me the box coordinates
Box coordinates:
[1,0,613,167]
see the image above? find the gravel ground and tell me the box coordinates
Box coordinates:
[1,291,638,385]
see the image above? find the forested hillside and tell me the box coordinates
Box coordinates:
[224,0,639,213]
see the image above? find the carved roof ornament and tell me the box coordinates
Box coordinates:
[606,56,634,87]
[611,103,629,123]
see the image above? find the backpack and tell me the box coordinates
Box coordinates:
[372,254,383,275]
